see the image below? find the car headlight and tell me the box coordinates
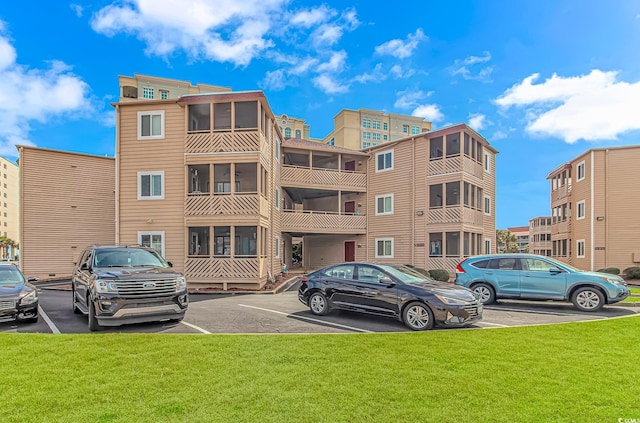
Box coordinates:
[94,280,118,294]
[19,289,38,305]
[599,276,623,284]
[435,294,468,305]
[175,276,187,291]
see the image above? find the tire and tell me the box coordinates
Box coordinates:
[308,292,330,316]
[88,298,101,332]
[402,301,434,331]
[24,314,39,324]
[72,288,82,314]
[472,283,496,305]
[572,287,605,312]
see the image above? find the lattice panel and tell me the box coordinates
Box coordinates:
[341,172,366,188]
[462,158,484,179]
[313,169,341,186]
[185,195,212,216]
[185,133,213,153]
[232,259,259,278]
[185,258,214,279]
[340,215,367,230]
[428,207,462,223]
[233,195,259,214]
[426,257,458,276]
[219,132,259,152]
[462,208,483,226]
[428,156,462,176]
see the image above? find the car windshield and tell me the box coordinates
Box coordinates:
[93,248,169,268]
[0,266,26,285]
[544,257,581,272]
[378,264,430,284]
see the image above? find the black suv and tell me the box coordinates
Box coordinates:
[72,245,188,331]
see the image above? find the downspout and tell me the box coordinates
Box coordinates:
[115,104,120,245]
[411,136,415,267]
[604,149,609,267]
[366,152,371,261]
[590,151,594,271]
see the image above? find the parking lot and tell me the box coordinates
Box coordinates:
[1,279,638,334]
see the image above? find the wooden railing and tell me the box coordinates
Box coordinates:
[185,193,259,216]
[280,165,366,191]
[551,184,571,203]
[428,206,462,224]
[185,257,259,280]
[280,210,366,233]
[185,130,260,153]
[428,156,462,176]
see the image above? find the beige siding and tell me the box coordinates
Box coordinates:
[303,234,366,268]
[0,157,19,248]
[19,147,115,279]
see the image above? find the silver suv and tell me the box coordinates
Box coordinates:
[72,245,188,331]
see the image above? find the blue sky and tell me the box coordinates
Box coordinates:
[1,0,640,228]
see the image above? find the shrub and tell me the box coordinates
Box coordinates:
[403,265,430,277]
[596,268,620,275]
[428,269,451,282]
[623,267,640,279]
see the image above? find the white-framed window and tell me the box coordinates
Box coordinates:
[275,236,281,258]
[576,239,585,258]
[484,195,491,215]
[137,111,165,140]
[142,87,154,99]
[577,160,585,182]
[138,171,164,200]
[577,200,585,220]
[275,138,280,161]
[363,132,371,140]
[275,186,280,210]
[484,238,491,254]
[411,126,420,135]
[361,141,372,148]
[383,135,388,141]
[138,231,165,257]
[160,90,168,100]
[372,120,381,130]
[375,238,394,258]
[402,125,409,133]
[375,150,393,172]
[373,132,381,141]
[383,122,388,130]
[284,127,291,138]
[484,152,491,173]
[375,194,394,216]
[362,119,371,129]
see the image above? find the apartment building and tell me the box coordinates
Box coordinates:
[119,73,231,102]
[529,216,552,256]
[507,226,529,253]
[547,145,640,271]
[321,109,432,150]
[274,114,312,140]
[18,146,115,280]
[0,156,19,259]
[365,124,497,272]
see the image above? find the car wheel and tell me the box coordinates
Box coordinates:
[24,314,39,324]
[308,292,330,316]
[88,298,101,332]
[402,302,434,331]
[72,288,82,314]
[472,283,496,305]
[572,287,605,312]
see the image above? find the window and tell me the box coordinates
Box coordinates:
[446,133,460,157]
[137,111,164,140]
[284,127,291,138]
[214,103,231,130]
[235,101,258,129]
[142,87,154,99]
[362,119,371,128]
[446,182,460,206]
[375,194,393,215]
[372,120,381,129]
[188,104,210,132]
[373,133,381,141]
[429,233,442,256]
[577,200,585,220]
[484,195,491,215]
[522,258,557,272]
[383,135,388,141]
[214,226,231,256]
[275,138,280,161]
[375,238,393,258]
[275,187,280,210]
[363,132,371,140]
[189,227,210,256]
[446,232,460,257]
[577,161,585,182]
[383,122,388,130]
[138,231,164,257]
[402,125,409,133]
[138,171,164,200]
[375,150,393,172]
[160,90,168,100]
[430,136,443,160]
[329,137,335,146]
[235,226,257,257]
[361,141,372,149]
[484,238,492,254]
[324,264,354,279]
[275,236,281,258]
[295,129,301,138]
[429,184,443,208]
[484,153,491,173]
[357,265,385,282]
[411,126,420,135]
[577,240,585,258]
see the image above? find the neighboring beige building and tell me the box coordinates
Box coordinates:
[529,216,552,256]
[547,145,640,271]
[321,109,433,150]
[274,114,312,141]
[17,146,115,280]
[0,156,19,258]
[507,226,529,253]
[118,73,231,102]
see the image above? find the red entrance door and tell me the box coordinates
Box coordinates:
[344,201,355,214]
[344,241,355,262]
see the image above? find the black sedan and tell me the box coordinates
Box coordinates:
[298,262,482,330]
[0,264,39,324]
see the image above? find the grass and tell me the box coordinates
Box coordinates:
[629,286,640,294]
[2,317,640,422]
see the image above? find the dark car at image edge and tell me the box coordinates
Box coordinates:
[0,264,39,324]
[298,262,482,330]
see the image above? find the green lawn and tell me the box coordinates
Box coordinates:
[2,317,640,422]
[629,286,640,294]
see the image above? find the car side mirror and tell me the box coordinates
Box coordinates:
[167,261,173,268]
[27,276,38,282]
[80,262,90,270]
[549,267,562,274]
[379,277,395,286]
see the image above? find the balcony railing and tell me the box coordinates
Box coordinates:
[551,184,571,203]
[184,257,263,281]
[185,130,260,153]
[551,220,569,235]
[280,210,366,234]
[185,192,259,216]
[280,165,366,191]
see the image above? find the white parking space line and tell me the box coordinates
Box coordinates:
[238,304,374,333]
[485,306,605,317]
[39,306,61,334]
[180,320,211,334]
[476,321,509,327]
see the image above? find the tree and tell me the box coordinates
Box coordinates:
[496,230,519,253]
[0,236,18,260]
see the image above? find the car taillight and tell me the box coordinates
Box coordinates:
[300,276,309,283]
[455,259,468,274]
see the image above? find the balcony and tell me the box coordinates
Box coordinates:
[551,184,571,204]
[281,210,366,234]
[185,193,259,216]
[428,155,483,178]
[185,130,260,154]
[551,220,569,236]
[280,165,366,191]
[184,257,267,288]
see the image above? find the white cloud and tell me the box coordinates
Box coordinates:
[468,113,487,131]
[316,50,347,73]
[290,6,334,28]
[375,28,426,59]
[313,74,349,94]
[0,28,91,157]
[492,130,507,140]
[70,4,83,17]
[412,104,443,122]
[353,63,386,83]
[450,51,493,82]
[495,70,640,143]
[394,90,432,109]
[390,64,415,79]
